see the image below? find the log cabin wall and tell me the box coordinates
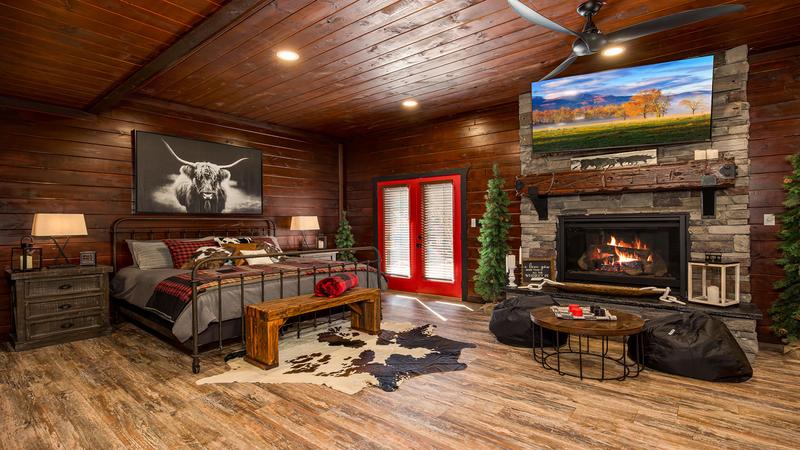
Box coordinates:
[747,43,800,343]
[0,100,339,338]
[345,103,522,301]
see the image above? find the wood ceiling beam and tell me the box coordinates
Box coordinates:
[122,96,339,145]
[0,95,97,121]
[88,0,266,114]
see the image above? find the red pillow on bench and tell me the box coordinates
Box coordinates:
[314,273,359,298]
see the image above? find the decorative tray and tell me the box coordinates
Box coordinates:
[551,305,617,321]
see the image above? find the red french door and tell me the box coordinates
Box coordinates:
[377,174,462,298]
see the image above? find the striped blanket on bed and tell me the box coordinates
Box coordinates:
[147,258,373,321]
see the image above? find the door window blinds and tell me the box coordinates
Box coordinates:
[382,185,411,277]
[422,182,454,281]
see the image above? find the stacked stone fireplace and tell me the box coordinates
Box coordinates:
[516,45,758,359]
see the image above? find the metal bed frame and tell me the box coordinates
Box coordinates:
[111,216,383,373]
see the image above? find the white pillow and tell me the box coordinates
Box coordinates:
[126,240,173,270]
[238,249,275,265]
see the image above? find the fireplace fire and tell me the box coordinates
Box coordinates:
[558,214,689,295]
[579,234,668,277]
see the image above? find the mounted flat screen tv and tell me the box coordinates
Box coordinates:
[531,55,714,153]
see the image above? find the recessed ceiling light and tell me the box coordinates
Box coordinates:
[276,50,299,61]
[601,46,624,57]
[402,99,418,108]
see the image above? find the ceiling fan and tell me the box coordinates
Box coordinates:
[508,0,746,81]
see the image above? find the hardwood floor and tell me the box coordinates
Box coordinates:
[1,292,798,449]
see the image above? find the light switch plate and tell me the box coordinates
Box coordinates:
[694,150,706,160]
[470,218,477,228]
[706,149,719,159]
[764,213,776,226]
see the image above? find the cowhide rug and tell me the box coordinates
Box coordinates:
[197,322,476,394]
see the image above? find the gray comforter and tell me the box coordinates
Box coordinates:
[111,262,384,342]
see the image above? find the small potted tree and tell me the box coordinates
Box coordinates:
[474,164,511,308]
[335,210,356,262]
[770,153,800,354]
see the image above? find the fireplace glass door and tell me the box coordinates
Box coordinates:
[558,214,688,294]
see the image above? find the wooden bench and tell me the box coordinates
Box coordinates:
[244,287,381,369]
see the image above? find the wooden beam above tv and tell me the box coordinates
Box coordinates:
[514,159,737,198]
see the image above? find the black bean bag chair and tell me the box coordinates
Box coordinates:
[489,295,568,348]
[628,312,752,382]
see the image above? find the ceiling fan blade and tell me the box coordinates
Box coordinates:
[607,4,745,44]
[540,53,579,82]
[508,0,579,37]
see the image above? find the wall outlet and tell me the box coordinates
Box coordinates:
[764,213,776,226]
[470,218,477,228]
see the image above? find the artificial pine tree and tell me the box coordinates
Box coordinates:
[335,210,356,262]
[770,153,800,343]
[474,164,512,302]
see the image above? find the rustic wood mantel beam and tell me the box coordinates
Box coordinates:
[88,0,264,113]
[514,159,737,198]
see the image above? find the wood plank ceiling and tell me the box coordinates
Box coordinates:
[2,0,799,136]
[0,0,222,108]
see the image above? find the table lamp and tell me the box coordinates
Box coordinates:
[290,216,319,250]
[31,213,88,267]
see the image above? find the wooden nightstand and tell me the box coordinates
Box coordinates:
[299,251,338,261]
[6,265,113,350]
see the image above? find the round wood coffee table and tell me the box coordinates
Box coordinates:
[530,306,645,381]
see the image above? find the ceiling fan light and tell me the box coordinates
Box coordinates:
[401,99,418,108]
[276,50,300,61]
[601,46,625,57]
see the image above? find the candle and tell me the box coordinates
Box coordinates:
[506,254,517,271]
[707,285,720,303]
[19,254,32,270]
[519,247,523,265]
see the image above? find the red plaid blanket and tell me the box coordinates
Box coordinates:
[147,258,373,321]
[314,273,359,298]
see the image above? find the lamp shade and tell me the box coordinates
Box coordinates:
[31,213,87,237]
[289,216,320,231]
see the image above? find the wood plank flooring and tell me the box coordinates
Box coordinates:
[1,292,798,449]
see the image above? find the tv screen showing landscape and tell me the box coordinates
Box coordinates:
[531,55,714,153]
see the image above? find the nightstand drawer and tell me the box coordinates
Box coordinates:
[24,275,103,299]
[27,313,104,340]
[299,251,338,261]
[27,295,103,319]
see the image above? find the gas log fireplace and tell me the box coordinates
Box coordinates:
[557,214,689,296]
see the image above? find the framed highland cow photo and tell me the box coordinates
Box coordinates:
[133,131,262,215]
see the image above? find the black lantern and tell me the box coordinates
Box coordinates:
[12,236,42,272]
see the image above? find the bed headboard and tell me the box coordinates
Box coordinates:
[111,216,276,272]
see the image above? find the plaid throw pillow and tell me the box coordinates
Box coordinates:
[163,239,217,269]
[314,273,359,298]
